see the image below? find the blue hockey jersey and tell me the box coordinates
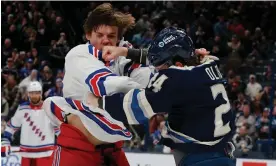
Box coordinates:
[104,59,234,153]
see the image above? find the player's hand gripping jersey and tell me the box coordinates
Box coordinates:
[3,102,56,158]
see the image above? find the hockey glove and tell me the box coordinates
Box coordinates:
[1,137,11,157]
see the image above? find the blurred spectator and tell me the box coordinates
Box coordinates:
[48,32,70,59]
[135,14,151,32]
[233,92,249,113]
[56,69,64,79]
[44,78,63,98]
[228,17,245,37]
[18,69,41,101]
[213,16,228,38]
[31,48,40,69]
[235,75,246,93]
[245,45,263,67]
[19,58,33,79]
[233,125,253,155]
[227,35,244,56]
[2,57,18,77]
[14,51,27,70]
[256,86,271,107]
[7,24,20,48]
[51,16,67,40]
[242,30,253,57]
[2,38,13,66]
[226,74,240,101]
[245,74,262,101]
[207,35,227,58]
[36,18,49,46]
[251,97,264,117]
[195,26,206,48]
[1,91,9,118]
[256,108,271,139]
[236,104,256,137]
[139,31,154,48]
[264,65,272,81]
[41,66,55,94]
[132,30,146,48]
[2,74,21,120]
[272,106,276,139]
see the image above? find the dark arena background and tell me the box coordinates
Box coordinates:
[1,1,276,165]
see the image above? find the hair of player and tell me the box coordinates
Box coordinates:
[83,3,135,39]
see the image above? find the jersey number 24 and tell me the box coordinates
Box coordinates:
[147,73,168,92]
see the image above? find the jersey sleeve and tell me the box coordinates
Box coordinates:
[111,56,152,88]
[42,97,64,127]
[75,52,143,97]
[128,66,152,88]
[4,107,23,139]
[122,72,171,124]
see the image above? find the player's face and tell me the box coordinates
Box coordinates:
[28,91,42,105]
[87,25,118,50]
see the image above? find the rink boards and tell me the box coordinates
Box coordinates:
[1,147,276,166]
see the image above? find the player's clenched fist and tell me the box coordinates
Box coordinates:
[149,114,165,145]
[102,46,128,61]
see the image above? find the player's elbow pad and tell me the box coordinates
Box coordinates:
[104,76,143,95]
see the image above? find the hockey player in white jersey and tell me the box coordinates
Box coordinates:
[2,81,56,166]
[42,3,152,166]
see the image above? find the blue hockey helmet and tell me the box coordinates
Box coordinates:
[147,27,195,67]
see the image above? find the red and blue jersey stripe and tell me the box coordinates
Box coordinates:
[85,68,117,97]
[50,101,65,122]
[64,98,131,138]
[124,62,147,77]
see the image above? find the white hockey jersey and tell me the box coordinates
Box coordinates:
[43,96,132,143]
[4,102,57,158]
[53,42,152,143]
[62,43,151,104]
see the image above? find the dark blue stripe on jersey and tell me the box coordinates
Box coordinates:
[131,89,148,123]
[123,61,133,76]
[88,44,93,55]
[167,129,194,143]
[65,98,131,138]
[20,101,30,106]
[98,51,104,62]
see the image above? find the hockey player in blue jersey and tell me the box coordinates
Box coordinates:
[101,27,236,166]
